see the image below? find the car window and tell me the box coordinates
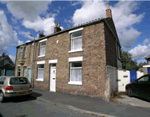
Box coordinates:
[10,77,29,85]
[0,77,6,84]
[137,75,150,83]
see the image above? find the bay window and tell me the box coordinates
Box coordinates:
[20,46,26,58]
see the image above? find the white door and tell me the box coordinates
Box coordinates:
[50,64,56,92]
[118,70,130,92]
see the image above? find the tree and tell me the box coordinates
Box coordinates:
[121,49,132,69]
[121,49,138,70]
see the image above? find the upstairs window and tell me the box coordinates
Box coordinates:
[20,46,26,59]
[71,31,82,51]
[39,41,46,57]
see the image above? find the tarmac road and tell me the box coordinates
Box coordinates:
[0,96,100,117]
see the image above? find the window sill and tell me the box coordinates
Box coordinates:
[68,81,82,85]
[38,55,45,58]
[68,49,83,53]
[36,79,44,81]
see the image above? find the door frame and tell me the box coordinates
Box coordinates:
[49,59,58,92]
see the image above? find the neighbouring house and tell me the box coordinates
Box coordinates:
[15,5,122,100]
[142,55,150,74]
[0,53,15,76]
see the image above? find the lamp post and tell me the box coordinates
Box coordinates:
[29,33,35,88]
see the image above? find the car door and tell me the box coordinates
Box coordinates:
[0,77,6,89]
[135,75,150,99]
[140,75,150,100]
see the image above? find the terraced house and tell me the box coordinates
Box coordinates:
[15,5,122,100]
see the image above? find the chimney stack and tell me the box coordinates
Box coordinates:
[54,23,61,33]
[106,4,112,18]
[38,33,45,38]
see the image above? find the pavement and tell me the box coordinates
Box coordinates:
[115,94,150,108]
[31,89,150,117]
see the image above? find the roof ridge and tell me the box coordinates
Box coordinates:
[17,17,105,47]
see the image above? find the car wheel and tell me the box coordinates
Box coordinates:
[0,92,5,102]
[127,88,133,97]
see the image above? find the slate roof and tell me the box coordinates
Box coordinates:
[17,17,121,47]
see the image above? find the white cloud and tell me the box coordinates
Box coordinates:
[129,44,150,59]
[0,10,18,54]
[71,1,82,6]
[72,1,144,49]
[18,40,24,45]
[22,17,55,35]
[5,1,63,37]
[118,28,141,48]
[72,1,106,26]
[9,55,16,63]
[19,31,34,40]
[11,17,18,24]
[143,38,150,45]
[6,1,51,22]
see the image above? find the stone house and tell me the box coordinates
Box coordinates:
[0,53,15,76]
[142,55,150,74]
[15,5,122,100]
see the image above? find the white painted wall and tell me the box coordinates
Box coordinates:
[137,71,144,79]
[118,70,144,92]
[118,70,130,92]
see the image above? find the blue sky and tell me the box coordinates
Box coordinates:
[0,1,150,64]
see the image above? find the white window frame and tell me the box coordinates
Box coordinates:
[68,57,83,85]
[68,28,83,53]
[38,39,47,58]
[36,61,45,81]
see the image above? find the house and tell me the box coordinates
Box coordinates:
[142,55,150,74]
[0,53,15,76]
[15,5,122,100]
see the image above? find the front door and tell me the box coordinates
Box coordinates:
[50,64,56,92]
[23,67,28,77]
[27,68,32,83]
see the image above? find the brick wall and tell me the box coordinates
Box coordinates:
[33,22,107,99]
[15,44,33,77]
[104,22,117,68]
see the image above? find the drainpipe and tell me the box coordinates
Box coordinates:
[30,34,36,88]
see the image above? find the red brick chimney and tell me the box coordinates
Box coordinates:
[54,23,61,33]
[106,4,112,18]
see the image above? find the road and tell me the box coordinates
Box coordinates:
[0,96,99,117]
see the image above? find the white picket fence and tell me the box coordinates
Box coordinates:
[118,70,144,92]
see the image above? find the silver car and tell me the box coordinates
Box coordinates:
[0,76,32,102]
